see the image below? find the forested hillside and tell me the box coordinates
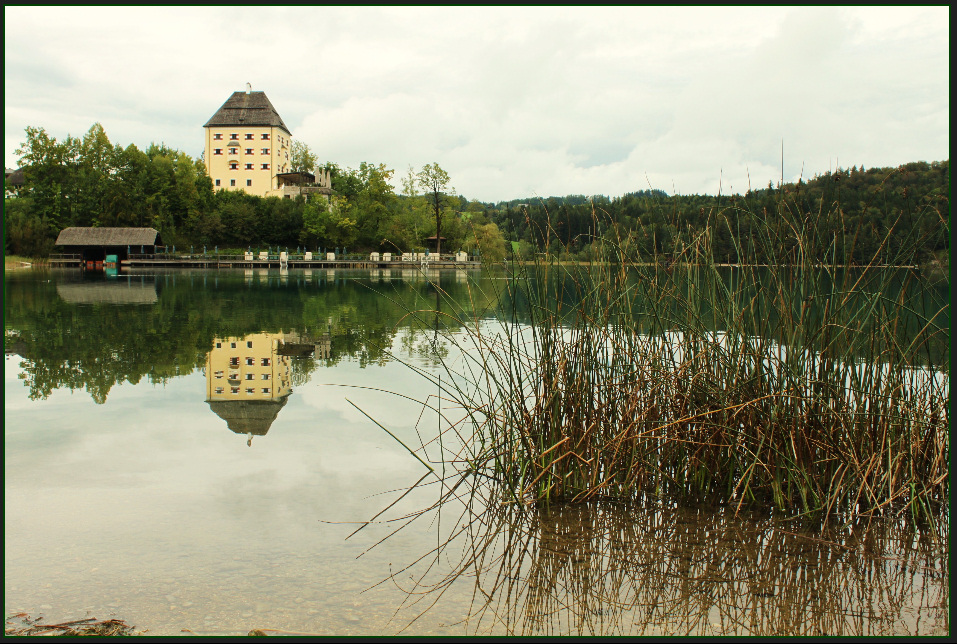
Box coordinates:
[483,161,949,265]
[5,123,948,266]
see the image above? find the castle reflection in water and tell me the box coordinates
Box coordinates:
[204,331,330,446]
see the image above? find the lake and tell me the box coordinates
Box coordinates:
[4,267,948,636]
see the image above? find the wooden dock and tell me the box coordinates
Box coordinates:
[49,255,482,270]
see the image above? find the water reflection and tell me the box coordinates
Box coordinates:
[55,276,158,305]
[278,330,330,361]
[201,330,334,446]
[386,495,948,636]
[3,267,949,635]
[5,267,945,406]
[5,269,469,403]
[205,334,293,446]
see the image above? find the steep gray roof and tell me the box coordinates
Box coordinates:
[207,397,289,436]
[55,227,162,247]
[203,91,291,134]
[6,167,24,186]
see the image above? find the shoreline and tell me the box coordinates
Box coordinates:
[4,256,47,271]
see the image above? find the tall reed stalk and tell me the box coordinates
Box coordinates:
[386,496,948,636]
[395,191,948,521]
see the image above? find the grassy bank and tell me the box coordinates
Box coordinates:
[4,254,45,270]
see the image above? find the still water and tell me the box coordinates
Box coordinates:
[4,268,948,636]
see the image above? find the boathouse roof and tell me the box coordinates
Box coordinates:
[56,282,159,305]
[55,227,162,247]
[203,91,291,135]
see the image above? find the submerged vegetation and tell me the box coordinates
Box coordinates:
[391,187,948,523]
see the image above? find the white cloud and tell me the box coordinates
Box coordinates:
[4,6,948,200]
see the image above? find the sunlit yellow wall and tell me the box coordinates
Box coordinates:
[205,333,292,401]
[203,126,292,197]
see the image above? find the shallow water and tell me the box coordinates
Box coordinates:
[4,268,948,636]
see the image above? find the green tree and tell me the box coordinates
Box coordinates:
[400,165,419,197]
[15,126,75,235]
[290,141,318,174]
[354,162,398,249]
[329,163,363,198]
[4,196,55,257]
[416,163,453,255]
[257,196,304,247]
[468,222,507,263]
[217,192,258,247]
[299,198,329,249]
[300,196,357,249]
[75,123,121,227]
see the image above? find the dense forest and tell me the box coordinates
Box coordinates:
[4,123,949,266]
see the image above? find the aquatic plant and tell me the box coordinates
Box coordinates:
[380,496,948,636]
[4,614,141,636]
[387,189,949,522]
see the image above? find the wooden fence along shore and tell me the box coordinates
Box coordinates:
[49,251,482,270]
[46,251,920,271]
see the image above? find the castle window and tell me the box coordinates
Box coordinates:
[245,133,254,140]
[214,133,222,140]
[230,179,236,186]
[215,179,221,186]
[230,133,238,140]
[261,164,270,170]
[246,357,255,365]
[214,371,224,379]
[245,373,254,380]
[261,133,270,140]
[247,341,253,348]
[246,387,255,395]
[229,162,238,170]
[261,374,270,380]
[245,148,254,155]
[229,357,239,366]
[231,387,240,394]
[215,387,224,394]
[262,148,270,155]
[214,149,222,155]
[245,163,253,170]
[247,179,252,186]
[262,388,271,394]
[261,358,271,366]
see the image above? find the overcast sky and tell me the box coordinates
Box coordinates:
[4,6,949,202]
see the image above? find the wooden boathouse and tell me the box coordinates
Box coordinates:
[53,227,164,268]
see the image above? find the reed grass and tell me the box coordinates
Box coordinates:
[389,191,948,521]
[384,496,948,636]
